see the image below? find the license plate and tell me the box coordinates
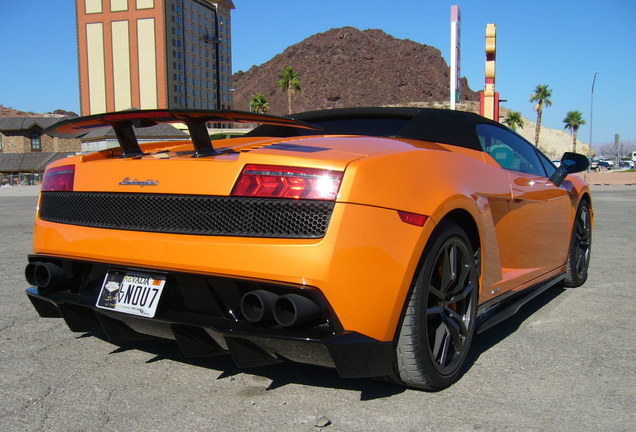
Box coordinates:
[96,271,165,318]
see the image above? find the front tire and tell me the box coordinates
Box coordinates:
[390,221,478,390]
[564,201,592,287]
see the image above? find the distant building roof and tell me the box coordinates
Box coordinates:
[0,152,76,172]
[213,0,235,9]
[0,117,65,133]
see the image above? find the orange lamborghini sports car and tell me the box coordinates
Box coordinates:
[25,107,592,390]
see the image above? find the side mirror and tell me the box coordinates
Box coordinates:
[549,152,589,186]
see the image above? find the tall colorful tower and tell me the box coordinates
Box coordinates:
[76,0,235,115]
[480,23,499,121]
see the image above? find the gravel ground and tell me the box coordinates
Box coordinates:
[0,185,41,197]
[0,186,634,432]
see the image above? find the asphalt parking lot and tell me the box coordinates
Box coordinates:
[1,186,634,432]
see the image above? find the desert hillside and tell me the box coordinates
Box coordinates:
[0,106,76,118]
[232,27,479,115]
[512,114,590,160]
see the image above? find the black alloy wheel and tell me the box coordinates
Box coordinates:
[391,221,478,390]
[565,201,592,287]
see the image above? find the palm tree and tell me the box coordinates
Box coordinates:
[277,66,301,115]
[563,110,586,154]
[503,111,524,131]
[529,84,553,147]
[249,92,269,114]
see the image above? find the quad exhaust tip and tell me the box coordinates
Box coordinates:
[25,262,66,290]
[240,290,323,329]
[240,290,278,326]
[273,294,322,328]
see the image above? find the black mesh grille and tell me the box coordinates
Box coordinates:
[39,192,334,238]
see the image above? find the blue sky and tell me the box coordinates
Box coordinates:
[0,0,634,148]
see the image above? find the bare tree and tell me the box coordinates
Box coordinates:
[598,140,636,162]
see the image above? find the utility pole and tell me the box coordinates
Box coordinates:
[615,134,621,169]
[589,72,600,155]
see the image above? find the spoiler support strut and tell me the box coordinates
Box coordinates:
[43,109,322,158]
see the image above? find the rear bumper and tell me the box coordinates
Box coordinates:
[32,202,432,341]
[25,258,394,378]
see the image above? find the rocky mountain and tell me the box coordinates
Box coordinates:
[0,106,42,118]
[231,27,479,115]
[0,106,77,118]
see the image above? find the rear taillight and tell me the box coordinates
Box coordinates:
[41,165,75,191]
[232,164,343,200]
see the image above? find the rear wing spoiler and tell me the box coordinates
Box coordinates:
[44,109,322,158]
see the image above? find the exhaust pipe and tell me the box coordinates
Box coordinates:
[240,290,278,325]
[25,262,66,289]
[273,294,323,328]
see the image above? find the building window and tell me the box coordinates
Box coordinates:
[85,0,102,14]
[0,134,3,151]
[31,132,41,151]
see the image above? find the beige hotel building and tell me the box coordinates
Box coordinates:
[77,0,235,115]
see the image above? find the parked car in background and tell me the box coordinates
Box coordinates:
[24,107,592,390]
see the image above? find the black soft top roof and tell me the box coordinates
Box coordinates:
[249,107,506,152]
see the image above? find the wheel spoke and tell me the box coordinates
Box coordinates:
[428,285,445,301]
[448,281,474,303]
[431,322,448,363]
[449,263,470,298]
[439,244,456,295]
[445,307,469,338]
[432,323,451,366]
[427,305,444,316]
[576,249,587,275]
[579,209,588,230]
[444,315,464,356]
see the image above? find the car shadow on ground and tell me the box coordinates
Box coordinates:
[465,284,567,368]
[79,284,566,400]
[80,332,407,401]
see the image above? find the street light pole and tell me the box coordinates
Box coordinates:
[589,71,600,155]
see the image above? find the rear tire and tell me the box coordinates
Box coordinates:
[389,221,478,390]
[564,201,592,287]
